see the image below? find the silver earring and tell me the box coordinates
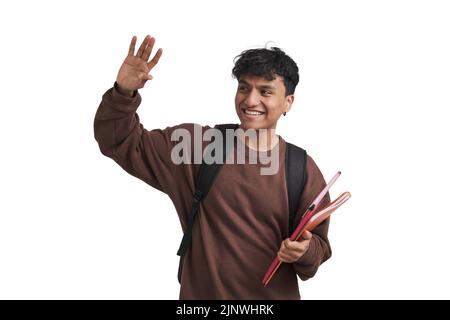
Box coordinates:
[283,112,286,116]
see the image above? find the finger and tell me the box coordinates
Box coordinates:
[278,253,288,263]
[281,239,295,253]
[284,239,306,253]
[278,251,296,263]
[138,72,153,81]
[148,48,163,70]
[279,247,298,260]
[136,35,150,58]
[301,230,313,240]
[281,239,289,250]
[142,37,155,62]
[283,239,300,251]
[128,36,137,56]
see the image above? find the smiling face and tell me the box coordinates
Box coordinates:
[235,74,294,130]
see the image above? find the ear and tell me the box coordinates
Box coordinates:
[284,95,294,113]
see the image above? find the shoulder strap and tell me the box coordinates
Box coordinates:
[285,142,307,235]
[177,123,239,283]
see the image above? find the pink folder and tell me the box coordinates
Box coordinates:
[262,171,351,287]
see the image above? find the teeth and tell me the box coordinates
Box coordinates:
[244,109,264,115]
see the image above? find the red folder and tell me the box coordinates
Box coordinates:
[262,172,351,287]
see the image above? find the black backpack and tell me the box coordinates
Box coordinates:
[176,123,307,283]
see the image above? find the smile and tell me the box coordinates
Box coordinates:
[243,109,265,116]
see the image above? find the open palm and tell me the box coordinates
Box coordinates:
[116,35,163,96]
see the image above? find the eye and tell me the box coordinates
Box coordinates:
[261,90,271,96]
[238,86,248,92]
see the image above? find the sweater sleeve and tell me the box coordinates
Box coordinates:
[292,155,332,281]
[93,83,195,198]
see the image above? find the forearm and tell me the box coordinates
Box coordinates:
[93,83,179,192]
[93,82,141,158]
[293,217,332,281]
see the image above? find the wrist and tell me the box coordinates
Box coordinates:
[115,82,135,97]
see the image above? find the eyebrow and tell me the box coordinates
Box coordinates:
[239,80,276,91]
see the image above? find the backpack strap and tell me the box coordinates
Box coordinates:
[177,123,239,283]
[285,142,307,234]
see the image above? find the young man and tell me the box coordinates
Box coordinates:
[94,35,331,299]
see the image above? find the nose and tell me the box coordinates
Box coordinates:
[243,89,260,108]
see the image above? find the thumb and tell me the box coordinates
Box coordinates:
[139,73,153,81]
[301,230,313,240]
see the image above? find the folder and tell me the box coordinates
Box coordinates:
[262,171,351,287]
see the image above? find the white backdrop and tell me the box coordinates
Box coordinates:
[1,0,449,299]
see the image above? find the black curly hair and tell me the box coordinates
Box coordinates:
[232,47,299,96]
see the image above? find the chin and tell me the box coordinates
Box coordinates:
[239,122,267,131]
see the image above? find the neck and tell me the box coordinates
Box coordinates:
[239,126,279,151]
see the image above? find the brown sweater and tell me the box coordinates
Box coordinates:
[93,83,332,299]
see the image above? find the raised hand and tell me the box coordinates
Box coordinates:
[116,35,163,97]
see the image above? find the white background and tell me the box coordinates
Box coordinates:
[1,0,449,299]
